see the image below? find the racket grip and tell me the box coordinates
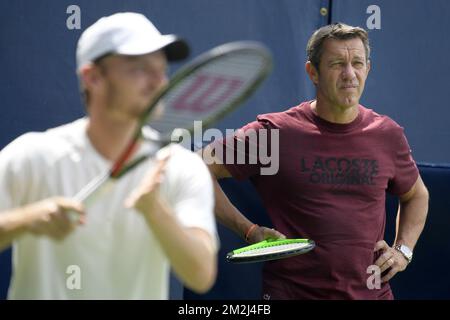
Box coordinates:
[68,211,81,224]
[73,172,110,204]
[68,179,116,224]
[72,172,115,215]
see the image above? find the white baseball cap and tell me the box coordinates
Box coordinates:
[76,12,189,72]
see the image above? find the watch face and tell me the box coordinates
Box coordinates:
[399,245,413,259]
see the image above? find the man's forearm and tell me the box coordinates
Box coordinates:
[213,178,254,240]
[395,180,429,250]
[143,197,217,293]
[200,147,255,239]
[0,208,33,252]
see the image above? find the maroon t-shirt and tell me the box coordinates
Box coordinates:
[219,101,419,299]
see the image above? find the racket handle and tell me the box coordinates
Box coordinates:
[74,172,110,203]
[68,210,82,224]
[68,172,114,223]
[68,152,153,223]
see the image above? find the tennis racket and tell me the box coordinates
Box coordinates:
[226,238,315,263]
[73,41,273,207]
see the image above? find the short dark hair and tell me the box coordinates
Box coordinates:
[306,23,370,71]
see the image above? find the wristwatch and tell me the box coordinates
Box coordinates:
[394,244,413,264]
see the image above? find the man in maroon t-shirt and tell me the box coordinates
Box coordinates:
[201,23,429,299]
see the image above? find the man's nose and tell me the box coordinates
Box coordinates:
[341,63,356,80]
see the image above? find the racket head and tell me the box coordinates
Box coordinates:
[146,41,273,141]
[226,238,315,264]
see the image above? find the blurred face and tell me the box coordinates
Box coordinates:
[311,38,370,110]
[95,51,168,119]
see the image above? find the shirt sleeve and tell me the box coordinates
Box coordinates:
[386,127,419,196]
[159,145,219,251]
[212,115,277,181]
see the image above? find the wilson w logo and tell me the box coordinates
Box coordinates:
[173,73,243,112]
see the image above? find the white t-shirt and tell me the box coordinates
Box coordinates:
[0,118,218,299]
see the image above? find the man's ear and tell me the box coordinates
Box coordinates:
[366,59,371,76]
[79,64,102,92]
[305,61,319,85]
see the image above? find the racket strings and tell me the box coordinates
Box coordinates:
[148,51,269,134]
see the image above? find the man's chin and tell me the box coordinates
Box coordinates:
[338,96,360,109]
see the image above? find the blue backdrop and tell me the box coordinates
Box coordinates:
[1,0,449,299]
